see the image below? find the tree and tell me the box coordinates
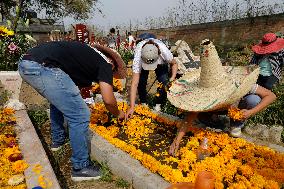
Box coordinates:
[0,0,100,31]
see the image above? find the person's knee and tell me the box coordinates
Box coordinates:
[244,94,261,109]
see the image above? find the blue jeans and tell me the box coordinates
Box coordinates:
[138,64,169,104]
[198,94,261,129]
[257,75,279,90]
[18,60,90,169]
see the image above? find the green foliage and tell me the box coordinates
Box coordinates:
[99,162,113,182]
[276,31,284,38]
[27,109,48,128]
[216,45,253,66]
[1,0,99,22]
[0,26,35,71]
[118,49,134,65]
[0,87,10,108]
[247,83,284,126]
[115,178,130,188]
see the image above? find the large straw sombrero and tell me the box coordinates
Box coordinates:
[93,44,127,79]
[167,39,260,112]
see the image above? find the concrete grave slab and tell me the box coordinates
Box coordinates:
[0,71,22,100]
[15,110,60,189]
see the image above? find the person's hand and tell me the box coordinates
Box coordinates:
[118,110,125,120]
[125,107,135,120]
[169,138,181,156]
[240,109,253,119]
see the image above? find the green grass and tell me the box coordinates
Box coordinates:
[27,109,49,128]
[115,178,130,188]
[99,162,113,182]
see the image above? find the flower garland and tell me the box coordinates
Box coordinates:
[0,108,28,188]
[89,103,284,188]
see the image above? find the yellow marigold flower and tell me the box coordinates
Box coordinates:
[38,175,53,188]
[7,30,14,36]
[228,107,244,121]
[4,146,21,158]
[12,160,29,173]
[32,163,43,175]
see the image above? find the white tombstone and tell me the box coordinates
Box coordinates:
[0,71,25,110]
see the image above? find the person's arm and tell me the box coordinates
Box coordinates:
[169,58,178,81]
[99,81,124,119]
[125,73,140,119]
[169,112,198,156]
[158,39,177,81]
[241,85,276,119]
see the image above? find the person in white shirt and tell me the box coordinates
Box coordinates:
[128,32,136,50]
[125,38,178,117]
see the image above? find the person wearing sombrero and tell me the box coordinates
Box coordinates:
[251,32,284,90]
[18,41,126,181]
[167,39,277,156]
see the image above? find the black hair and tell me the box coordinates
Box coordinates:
[110,28,115,34]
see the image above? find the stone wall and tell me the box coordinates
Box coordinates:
[0,21,65,44]
[137,13,284,48]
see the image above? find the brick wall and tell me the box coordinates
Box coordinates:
[137,13,284,48]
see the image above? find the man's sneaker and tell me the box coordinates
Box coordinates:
[154,104,161,112]
[50,143,65,152]
[230,127,242,137]
[71,164,101,181]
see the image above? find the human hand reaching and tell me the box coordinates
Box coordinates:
[240,109,253,119]
[118,110,125,120]
[125,107,135,120]
[169,137,181,156]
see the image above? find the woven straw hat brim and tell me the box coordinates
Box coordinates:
[167,65,259,112]
[226,65,260,104]
[93,44,127,79]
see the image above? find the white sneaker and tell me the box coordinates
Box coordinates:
[230,127,242,137]
[154,104,161,112]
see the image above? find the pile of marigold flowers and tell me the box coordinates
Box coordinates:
[89,102,284,189]
[228,107,244,121]
[91,78,123,94]
[0,108,28,188]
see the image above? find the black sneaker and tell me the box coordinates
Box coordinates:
[50,143,65,152]
[71,164,102,182]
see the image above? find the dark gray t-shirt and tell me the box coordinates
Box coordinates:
[27,41,113,87]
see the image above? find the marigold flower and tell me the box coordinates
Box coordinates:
[228,107,244,121]
[89,102,284,186]
[12,160,28,173]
